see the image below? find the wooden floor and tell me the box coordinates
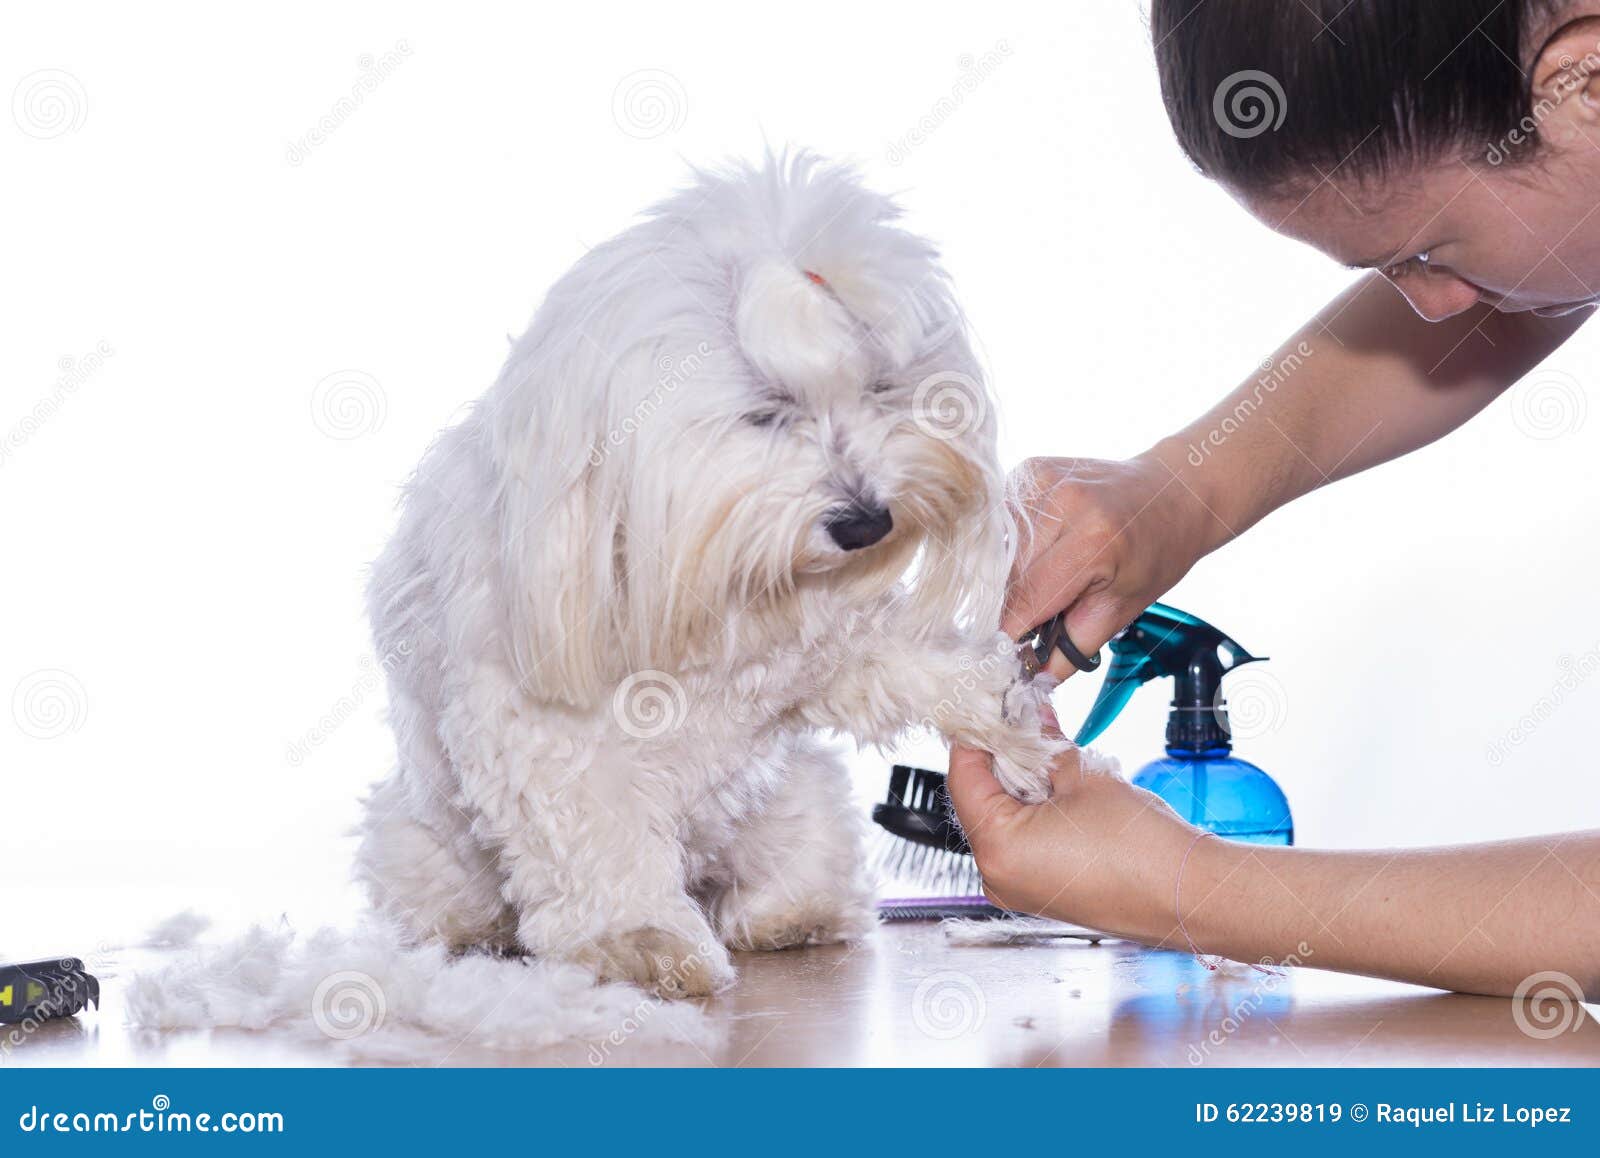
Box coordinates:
[8,921,1598,1067]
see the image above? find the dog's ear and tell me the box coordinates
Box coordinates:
[486,347,633,709]
[891,328,1014,645]
[486,335,722,707]
[902,444,1013,645]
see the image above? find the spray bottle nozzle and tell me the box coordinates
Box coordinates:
[1028,603,1264,748]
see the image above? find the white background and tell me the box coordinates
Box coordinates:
[4,0,1597,953]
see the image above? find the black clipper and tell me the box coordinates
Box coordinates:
[0,958,101,1024]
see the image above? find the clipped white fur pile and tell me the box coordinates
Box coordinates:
[124,917,717,1061]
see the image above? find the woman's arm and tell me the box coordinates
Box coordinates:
[1157,273,1588,545]
[1179,825,1600,998]
[1004,277,1590,657]
[947,741,1600,1000]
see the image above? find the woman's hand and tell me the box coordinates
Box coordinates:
[945,739,1197,943]
[949,741,1600,998]
[1003,453,1220,676]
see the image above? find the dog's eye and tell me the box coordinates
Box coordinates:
[870,380,895,395]
[746,387,796,427]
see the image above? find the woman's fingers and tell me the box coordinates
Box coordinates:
[945,744,1021,852]
[1002,456,1198,686]
[1000,533,1103,641]
[945,744,1012,811]
[1006,560,1138,682]
[1048,744,1090,797]
[1059,592,1140,670]
[1037,695,1064,738]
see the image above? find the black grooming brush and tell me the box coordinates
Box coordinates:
[870,766,1105,942]
[871,764,1009,920]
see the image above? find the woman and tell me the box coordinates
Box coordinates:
[949,0,1600,999]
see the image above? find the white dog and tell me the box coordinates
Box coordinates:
[356,154,1059,996]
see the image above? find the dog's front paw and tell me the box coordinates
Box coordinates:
[717,891,876,953]
[1000,672,1048,727]
[965,665,1065,804]
[928,633,1067,803]
[990,725,1065,804]
[574,926,735,998]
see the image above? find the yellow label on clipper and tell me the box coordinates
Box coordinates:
[0,985,11,1007]
[25,981,44,1003]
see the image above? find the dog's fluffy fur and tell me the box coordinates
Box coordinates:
[356,154,1058,996]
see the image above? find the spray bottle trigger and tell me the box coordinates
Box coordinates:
[1217,639,1268,672]
[1067,601,1266,748]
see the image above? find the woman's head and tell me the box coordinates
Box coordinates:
[1152,0,1600,319]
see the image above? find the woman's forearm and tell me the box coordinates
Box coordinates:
[1144,275,1586,555]
[1170,829,1600,998]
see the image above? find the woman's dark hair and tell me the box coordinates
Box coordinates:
[1151,0,1564,192]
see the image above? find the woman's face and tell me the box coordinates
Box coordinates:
[1228,19,1600,323]
[1231,145,1600,322]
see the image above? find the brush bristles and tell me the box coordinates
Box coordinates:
[870,827,985,904]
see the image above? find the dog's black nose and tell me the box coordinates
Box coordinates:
[825,502,894,551]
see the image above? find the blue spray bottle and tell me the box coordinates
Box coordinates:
[1040,603,1294,845]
